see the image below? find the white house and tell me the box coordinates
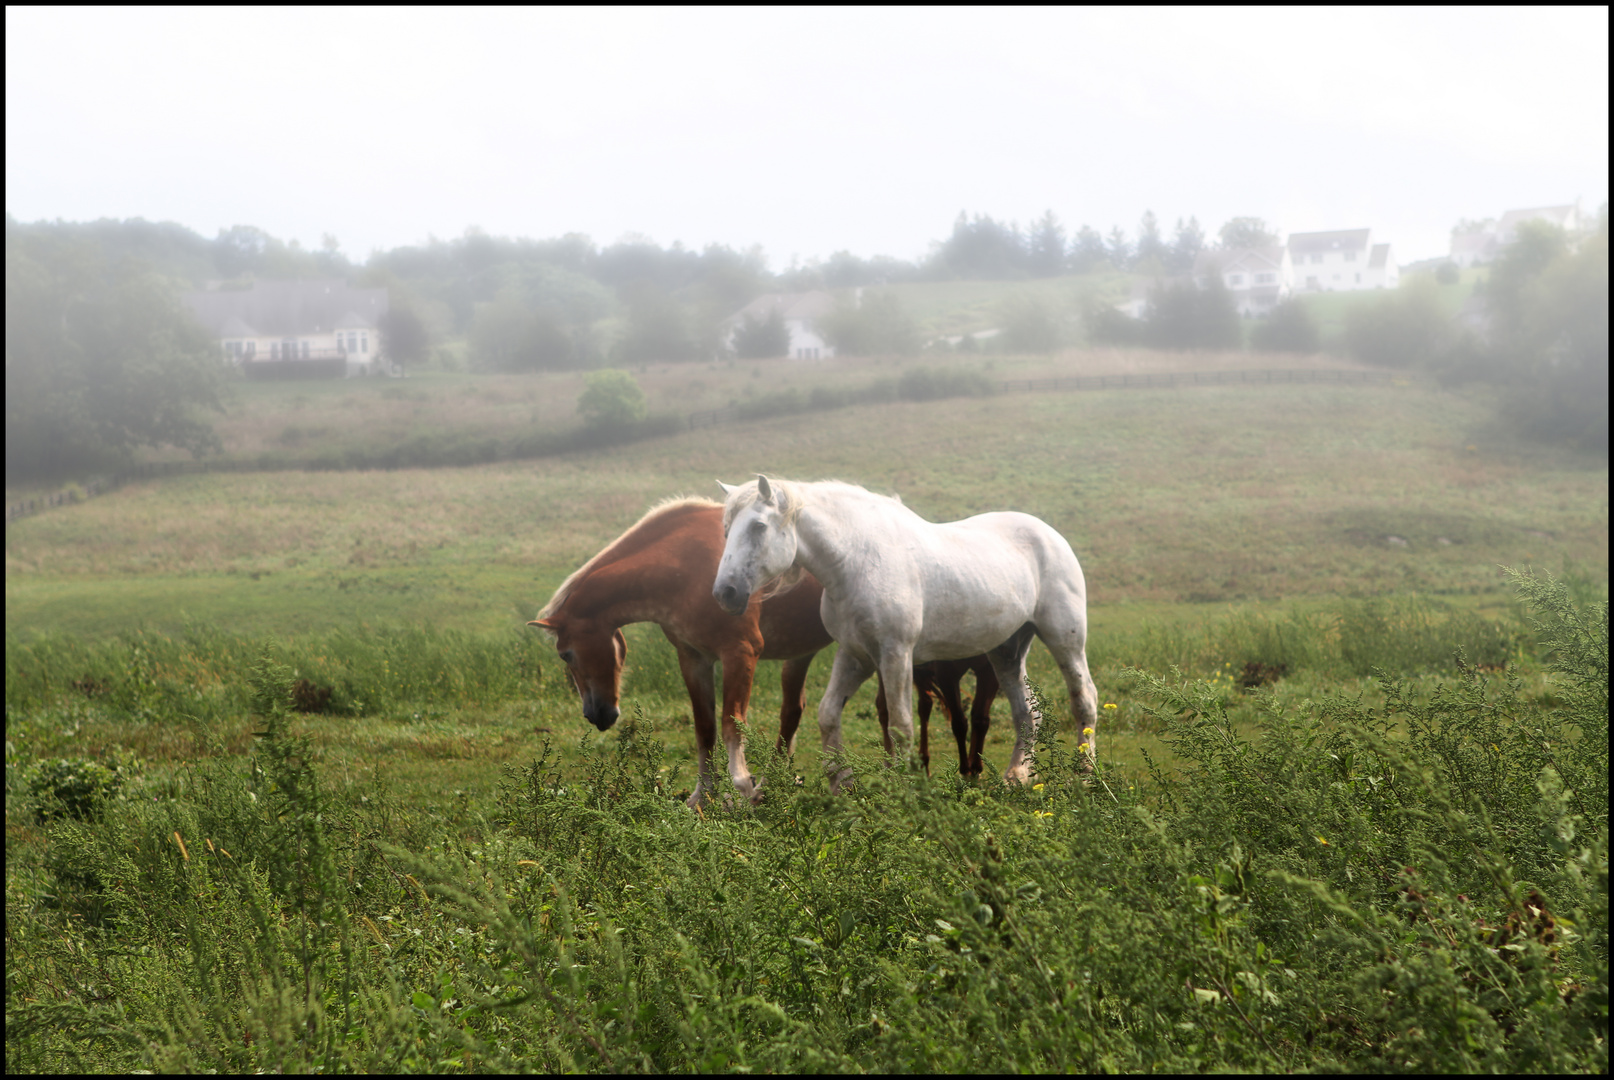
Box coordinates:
[1288,229,1398,291]
[1193,245,1293,315]
[1449,202,1583,267]
[722,291,839,360]
[183,279,390,377]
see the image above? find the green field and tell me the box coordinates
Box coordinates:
[6,368,1607,1071]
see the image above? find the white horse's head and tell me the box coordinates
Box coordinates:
[712,475,798,616]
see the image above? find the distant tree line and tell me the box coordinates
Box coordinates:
[6,219,226,480]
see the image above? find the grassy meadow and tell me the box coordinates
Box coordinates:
[6,358,1608,1071]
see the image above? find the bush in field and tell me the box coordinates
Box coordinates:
[731,309,790,359]
[1083,300,1145,345]
[1344,276,1453,369]
[896,366,995,402]
[1251,297,1321,354]
[577,368,648,428]
[6,571,1604,1072]
[1000,295,1063,353]
[1145,275,1242,349]
[820,290,921,356]
[25,756,127,823]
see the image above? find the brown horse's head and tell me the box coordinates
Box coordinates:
[528,615,627,731]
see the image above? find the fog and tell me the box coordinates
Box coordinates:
[5,7,1606,265]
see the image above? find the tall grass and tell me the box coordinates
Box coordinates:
[5,570,1605,1071]
[1099,595,1527,678]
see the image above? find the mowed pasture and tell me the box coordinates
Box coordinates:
[6,370,1608,1072]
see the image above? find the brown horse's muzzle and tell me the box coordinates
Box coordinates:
[582,692,619,731]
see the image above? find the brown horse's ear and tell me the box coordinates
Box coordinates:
[613,628,627,661]
[757,474,774,504]
[528,618,554,631]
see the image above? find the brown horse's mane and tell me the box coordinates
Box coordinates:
[537,496,720,620]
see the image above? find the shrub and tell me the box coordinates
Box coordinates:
[820,290,920,356]
[732,310,790,359]
[577,369,648,428]
[1343,277,1452,368]
[896,366,995,402]
[1000,296,1063,353]
[26,756,127,823]
[1251,298,1320,353]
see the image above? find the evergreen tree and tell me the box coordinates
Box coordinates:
[1027,210,1068,277]
[1169,216,1206,274]
[1105,226,1131,270]
[1070,225,1109,273]
[1134,210,1168,272]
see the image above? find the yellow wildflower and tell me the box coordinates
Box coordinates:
[1103,703,1118,710]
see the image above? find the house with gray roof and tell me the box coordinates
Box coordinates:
[183,279,390,377]
[1288,229,1397,291]
[1447,202,1583,268]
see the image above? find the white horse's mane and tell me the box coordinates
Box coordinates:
[537,495,720,620]
[720,477,900,532]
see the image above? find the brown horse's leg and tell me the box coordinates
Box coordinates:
[929,660,971,776]
[968,657,999,777]
[670,640,719,807]
[776,652,817,756]
[873,676,894,757]
[913,664,939,776]
[718,645,762,802]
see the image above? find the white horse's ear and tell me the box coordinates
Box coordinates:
[716,480,737,496]
[757,474,774,504]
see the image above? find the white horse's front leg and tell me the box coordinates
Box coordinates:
[877,649,917,768]
[818,649,874,793]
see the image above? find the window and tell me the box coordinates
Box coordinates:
[1345,251,1357,262]
[1228,273,1244,286]
[301,341,310,358]
[345,332,357,353]
[270,342,279,360]
[1255,272,1276,285]
[1311,253,1323,264]
[360,334,368,354]
[245,341,256,358]
[1355,273,1361,284]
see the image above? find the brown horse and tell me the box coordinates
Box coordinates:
[529,498,998,806]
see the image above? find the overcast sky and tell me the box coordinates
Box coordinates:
[6,7,1607,268]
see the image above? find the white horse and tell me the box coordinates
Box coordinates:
[713,476,1098,788]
